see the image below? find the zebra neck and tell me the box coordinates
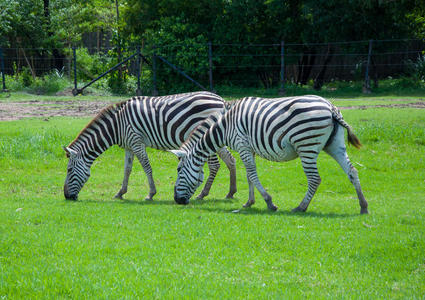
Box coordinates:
[193,119,226,159]
[72,119,121,166]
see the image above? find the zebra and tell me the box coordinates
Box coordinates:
[171,95,369,214]
[63,91,237,201]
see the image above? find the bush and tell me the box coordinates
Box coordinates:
[414,55,425,81]
[74,48,112,81]
[21,67,33,87]
[28,73,69,95]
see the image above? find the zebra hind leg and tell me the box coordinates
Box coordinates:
[217,147,237,199]
[115,149,134,199]
[134,146,157,201]
[292,159,322,213]
[324,137,369,214]
[196,155,220,200]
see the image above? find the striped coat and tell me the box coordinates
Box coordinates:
[64,92,236,201]
[172,95,368,214]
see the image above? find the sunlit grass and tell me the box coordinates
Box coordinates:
[0,107,424,298]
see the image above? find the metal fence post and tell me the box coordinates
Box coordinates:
[72,47,78,96]
[0,47,7,92]
[136,45,142,96]
[279,41,285,95]
[152,46,158,96]
[208,42,214,92]
[363,39,373,93]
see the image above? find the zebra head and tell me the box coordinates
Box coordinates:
[170,150,204,205]
[63,146,91,200]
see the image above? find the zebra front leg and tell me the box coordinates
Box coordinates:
[114,149,134,199]
[134,146,157,201]
[292,160,321,213]
[217,147,237,199]
[240,150,278,211]
[196,155,220,200]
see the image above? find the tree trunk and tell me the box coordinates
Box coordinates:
[20,48,36,79]
[314,44,333,90]
[372,58,378,88]
[297,48,316,85]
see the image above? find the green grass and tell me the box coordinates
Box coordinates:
[1,106,424,298]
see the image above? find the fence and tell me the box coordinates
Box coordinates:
[1,39,424,95]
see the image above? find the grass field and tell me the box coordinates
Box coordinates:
[1,96,425,298]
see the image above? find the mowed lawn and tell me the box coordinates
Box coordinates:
[1,101,424,298]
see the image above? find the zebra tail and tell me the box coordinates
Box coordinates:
[346,126,362,149]
[331,104,362,149]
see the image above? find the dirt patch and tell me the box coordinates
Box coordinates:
[339,102,425,110]
[0,99,424,121]
[0,100,116,121]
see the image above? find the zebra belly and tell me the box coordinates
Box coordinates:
[254,141,298,162]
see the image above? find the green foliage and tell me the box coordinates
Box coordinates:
[1,106,425,298]
[30,73,70,95]
[20,67,33,88]
[51,0,115,47]
[413,54,425,80]
[142,16,209,93]
[4,71,70,94]
[0,0,46,48]
[74,48,111,81]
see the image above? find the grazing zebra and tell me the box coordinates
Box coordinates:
[171,95,368,214]
[63,92,237,201]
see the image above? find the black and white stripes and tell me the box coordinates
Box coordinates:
[172,95,368,214]
[63,92,236,201]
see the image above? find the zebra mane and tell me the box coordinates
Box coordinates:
[224,99,238,110]
[180,112,222,152]
[68,100,128,148]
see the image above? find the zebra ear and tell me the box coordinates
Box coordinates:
[63,146,78,158]
[169,150,186,159]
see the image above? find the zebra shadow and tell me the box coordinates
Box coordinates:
[117,198,235,206]
[79,198,358,218]
[196,205,356,218]
[118,198,176,206]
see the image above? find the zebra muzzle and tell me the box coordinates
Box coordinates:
[64,184,78,201]
[174,188,189,205]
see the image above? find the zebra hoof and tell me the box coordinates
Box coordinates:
[268,204,278,211]
[225,193,235,199]
[360,207,369,214]
[243,200,254,208]
[292,206,306,213]
[114,193,123,200]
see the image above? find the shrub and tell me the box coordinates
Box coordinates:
[21,67,33,87]
[29,73,69,95]
[75,48,112,81]
[414,55,425,80]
